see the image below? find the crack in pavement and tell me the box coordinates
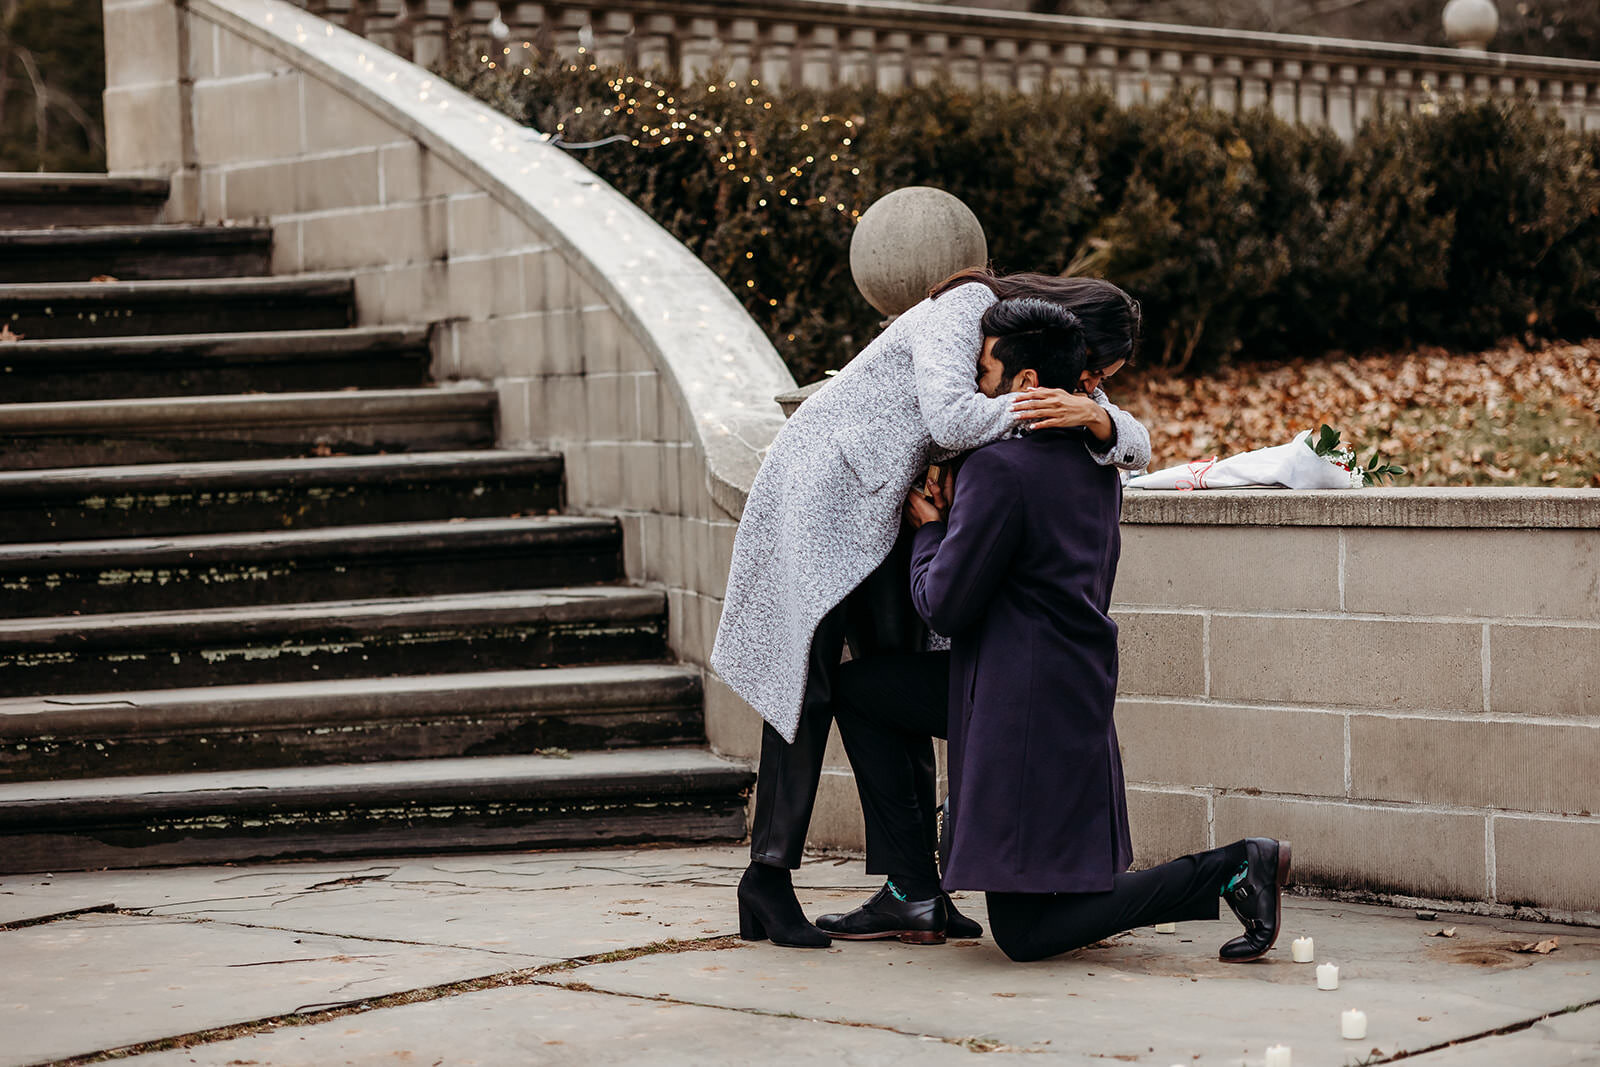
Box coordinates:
[117,910,557,960]
[1363,997,1600,1064]
[532,975,1044,1054]
[0,904,117,931]
[25,935,745,1067]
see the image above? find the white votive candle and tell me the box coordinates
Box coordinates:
[1317,962,1340,990]
[1153,922,1177,934]
[1291,936,1314,962]
[1341,1009,1368,1040]
[1264,1044,1292,1067]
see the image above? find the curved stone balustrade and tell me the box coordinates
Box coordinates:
[289,0,1600,137]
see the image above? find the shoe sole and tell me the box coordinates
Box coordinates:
[1220,839,1293,964]
[824,929,948,945]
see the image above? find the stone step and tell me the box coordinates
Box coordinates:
[0,275,352,339]
[0,224,272,282]
[0,665,705,781]
[0,588,668,696]
[0,173,168,228]
[0,387,497,469]
[0,325,432,402]
[0,516,623,615]
[0,450,564,542]
[0,747,754,873]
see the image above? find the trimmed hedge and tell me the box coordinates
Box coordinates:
[447,49,1600,381]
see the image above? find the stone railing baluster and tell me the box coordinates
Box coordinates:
[876,31,909,92]
[760,21,797,90]
[801,25,838,90]
[841,28,876,87]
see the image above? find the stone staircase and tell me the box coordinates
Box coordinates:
[0,175,752,873]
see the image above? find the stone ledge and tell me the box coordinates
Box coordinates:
[1122,487,1600,529]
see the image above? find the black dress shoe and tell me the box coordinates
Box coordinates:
[737,864,831,949]
[816,883,949,945]
[945,893,984,939]
[1219,838,1293,962]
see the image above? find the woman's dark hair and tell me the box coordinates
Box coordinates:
[931,267,1141,371]
[981,297,1088,392]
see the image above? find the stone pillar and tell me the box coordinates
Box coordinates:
[1212,56,1242,113]
[1116,48,1148,105]
[401,0,452,69]
[363,0,406,52]
[1356,67,1385,124]
[841,28,875,87]
[1054,43,1086,92]
[984,38,1017,91]
[102,0,195,216]
[1017,40,1050,94]
[635,14,675,76]
[591,11,632,68]
[1150,49,1181,102]
[680,18,718,85]
[760,22,797,90]
[1088,45,1117,94]
[503,2,546,52]
[913,33,948,89]
[800,25,838,90]
[1241,58,1271,111]
[1392,68,1416,114]
[724,19,759,83]
[1301,63,1329,126]
[1328,65,1357,140]
[877,31,910,92]
[1272,60,1299,122]
[950,35,981,89]
[1179,52,1209,99]
[549,5,583,56]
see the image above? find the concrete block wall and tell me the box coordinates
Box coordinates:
[1104,496,1600,919]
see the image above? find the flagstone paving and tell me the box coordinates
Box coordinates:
[2,845,1596,1066]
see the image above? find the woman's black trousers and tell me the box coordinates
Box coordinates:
[747,531,926,868]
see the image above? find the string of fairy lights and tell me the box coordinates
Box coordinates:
[476,42,866,321]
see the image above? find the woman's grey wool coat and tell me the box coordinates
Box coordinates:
[710,282,1152,743]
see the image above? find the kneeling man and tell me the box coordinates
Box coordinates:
[818,296,1292,962]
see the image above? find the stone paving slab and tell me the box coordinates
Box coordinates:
[0,912,546,1067]
[4,846,1597,1067]
[123,983,987,1067]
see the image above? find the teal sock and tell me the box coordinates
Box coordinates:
[1221,862,1249,896]
[886,879,908,902]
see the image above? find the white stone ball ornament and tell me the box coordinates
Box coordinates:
[849,187,987,318]
[1443,0,1499,51]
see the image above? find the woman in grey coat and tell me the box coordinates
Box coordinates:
[711,268,1151,948]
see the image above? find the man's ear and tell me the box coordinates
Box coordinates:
[1014,368,1039,392]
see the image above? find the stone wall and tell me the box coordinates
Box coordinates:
[287,0,1600,137]
[101,0,792,689]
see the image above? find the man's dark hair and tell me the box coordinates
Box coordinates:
[981,297,1089,391]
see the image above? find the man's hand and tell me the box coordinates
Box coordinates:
[1012,388,1113,443]
[905,465,954,528]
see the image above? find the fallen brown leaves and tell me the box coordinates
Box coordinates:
[1511,937,1560,954]
[1116,340,1600,487]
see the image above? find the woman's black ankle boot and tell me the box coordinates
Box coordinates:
[737,862,831,948]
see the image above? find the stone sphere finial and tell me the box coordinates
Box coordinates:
[1443,0,1499,51]
[849,187,987,318]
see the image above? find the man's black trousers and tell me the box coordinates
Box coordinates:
[832,651,1243,963]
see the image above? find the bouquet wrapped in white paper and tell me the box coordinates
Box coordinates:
[1126,427,1404,491]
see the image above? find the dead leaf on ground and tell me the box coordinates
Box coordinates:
[90,274,119,283]
[0,324,23,342]
[1511,937,1559,955]
[1430,927,1458,938]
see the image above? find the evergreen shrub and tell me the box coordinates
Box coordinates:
[446,49,1600,380]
